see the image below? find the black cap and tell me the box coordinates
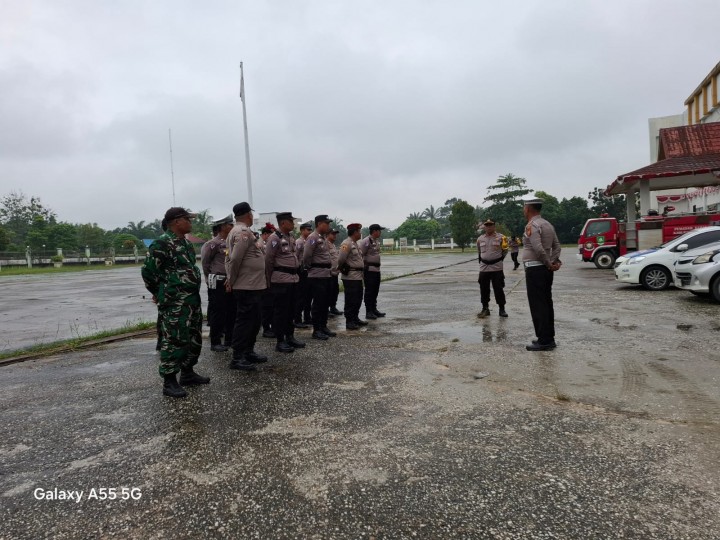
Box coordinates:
[483,219,495,226]
[328,228,340,235]
[212,215,233,226]
[299,221,313,230]
[369,224,385,232]
[232,202,253,216]
[164,207,197,222]
[315,214,332,226]
[276,212,296,223]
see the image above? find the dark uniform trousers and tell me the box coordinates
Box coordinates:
[261,290,274,332]
[270,282,297,342]
[309,277,331,331]
[525,266,555,344]
[329,276,340,310]
[295,270,311,323]
[342,279,363,322]
[231,289,262,358]
[478,271,506,308]
[207,283,236,346]
[363,270,381,312]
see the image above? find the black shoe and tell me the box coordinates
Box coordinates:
[275,341,295,353]
[329,307,343,315]
[312,331,329,341]
[162,374,187,398]
[526,341,557,351]
[346,322,360,330]
[303,316,313,324]
[287,336,306,348]
[262,330,276,338]
[355,319,369,326]
[229,357,257,371]
[294,321,310,329]
[477,308,490,318]
[365,311,377,320]
[211,344,229,352]
[373,309,386,317]
[498,308,508,318]
[327,311,337,318]
[245,351,268,363]
[223,342,232,348]
[320,327,337,337]
[179,369,210,386]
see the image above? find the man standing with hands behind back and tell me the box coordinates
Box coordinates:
[477,219,509,318]
[522,198,562,351]
[360,224,386,320]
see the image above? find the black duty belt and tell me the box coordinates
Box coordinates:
[365,262,381,268]
[273,266,297,275]
[311,263,331,268]
[480,256,503,265]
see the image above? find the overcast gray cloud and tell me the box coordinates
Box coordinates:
[1,0,718,229]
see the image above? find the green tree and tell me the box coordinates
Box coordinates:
[394,219,440,241]
[422,205,439,220]
[407,212,423,220]
[124,220,153,239]
[556,197,594,244]
[26,216,51,250]
[77,223,109,252]
[47,222,80,251]
[485,173,533,205]
[448,200,477,252]
[588,187,628,221]
[534,191,561,225]
[113,233,143,251]
[0,224,9,251]
[191,209,213,239]
[0,191,56,247]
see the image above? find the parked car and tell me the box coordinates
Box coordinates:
[613,226,720,290]
[674,241,720,302]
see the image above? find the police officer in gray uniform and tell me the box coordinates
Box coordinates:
[265,212,306,353]
[200,215,235,351]
[477,219,508,318]
[360,224,386,319]
[338,223,368,330]
[294,221,313,327]
[522,198,562,351]
[226,202,268,370]
[303,215,336,340]
[326,228,343,316]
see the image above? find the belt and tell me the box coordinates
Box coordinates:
[310,263,331,269]
[365,262,381,268]
[480,256,503,265]
[209,273,226,280]
[273,266,297,275]
[523,261,545,268]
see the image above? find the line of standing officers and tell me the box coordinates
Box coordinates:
[144,203,389,398]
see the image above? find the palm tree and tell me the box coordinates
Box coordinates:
[422,205,439,220]
[125,221,152,238]
[407,212,423,220]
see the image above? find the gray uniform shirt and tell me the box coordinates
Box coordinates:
[303,231,332,278]
[477,233,507,272]
[337,238,364,281]
[200,235,228,278]
[226,223,267,290]
[265,231,299,284]
[328,241,340,277]
[522,215,561,267]
[359,236,381,272]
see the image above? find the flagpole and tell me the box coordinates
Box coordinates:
[239,62,254,209]
[168,128,176,206]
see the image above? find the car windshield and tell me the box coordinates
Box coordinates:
[658,229,702,249]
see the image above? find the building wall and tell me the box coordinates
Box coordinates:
[648,114,684,162]
[684,61,720,125]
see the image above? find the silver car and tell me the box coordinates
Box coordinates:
[674,240,720,302]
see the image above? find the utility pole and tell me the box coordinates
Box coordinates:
[240,62,254,209]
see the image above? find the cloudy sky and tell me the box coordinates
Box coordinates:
[1,0,718,229]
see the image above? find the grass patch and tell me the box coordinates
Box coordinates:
[0,320,156,361]
[0,264,143,277]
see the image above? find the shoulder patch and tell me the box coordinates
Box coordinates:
[525,224,532,236]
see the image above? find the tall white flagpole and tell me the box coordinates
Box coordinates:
[239,62,254,209]
[168,128,177,206]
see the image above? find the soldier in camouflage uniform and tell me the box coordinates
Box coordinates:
[142,207,210,398]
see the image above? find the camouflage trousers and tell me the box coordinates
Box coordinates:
[158,294,203,376]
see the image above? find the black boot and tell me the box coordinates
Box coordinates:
[210,343,229,352]
[365,311,377,320]
[346,321,360,330]
[163,373,187,398]
[373,309,386,317]
[329,307,343,315]
[245,350,268,363]
[179,368,210,385]
[498,307,508,318]
[275,341,295,353]
[287,336,306,348]
[229,355,257,371]
[320,327,337,337]
[355,319,369,326]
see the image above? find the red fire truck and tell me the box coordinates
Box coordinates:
[577,211,720,269]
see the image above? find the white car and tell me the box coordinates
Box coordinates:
[613,226,720,290]
[674,241,720,301]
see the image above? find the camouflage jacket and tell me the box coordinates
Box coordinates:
[141,230,201,306]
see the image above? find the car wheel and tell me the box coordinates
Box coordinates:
[710,276,720,303]
[594,251,616,269]
[640,266,671,291]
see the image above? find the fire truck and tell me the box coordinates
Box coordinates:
[577,211,720,269]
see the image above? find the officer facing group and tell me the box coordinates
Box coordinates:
[360,224,386,319]
[200,215,236,352]
[477,219,509,318]
[522,198,562,351]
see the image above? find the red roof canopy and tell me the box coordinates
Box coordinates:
[606,123,720,195]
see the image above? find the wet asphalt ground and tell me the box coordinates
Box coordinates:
[1,254,719,539]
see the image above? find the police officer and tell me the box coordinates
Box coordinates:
[326,228,343,317]
[258,223,276,338]
[360,224,386,319]
[477,219,509,318]
[142,207,210,398]
[294,221,313,327]
[265,212,307,353]
[225,202,268,370]
[303,215,336,340]
[509,235,521,271]
[200,215,236,352]
[522,198,562,351]
[338,223,368,330]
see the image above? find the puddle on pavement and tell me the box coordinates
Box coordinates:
[403,321,509,344]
